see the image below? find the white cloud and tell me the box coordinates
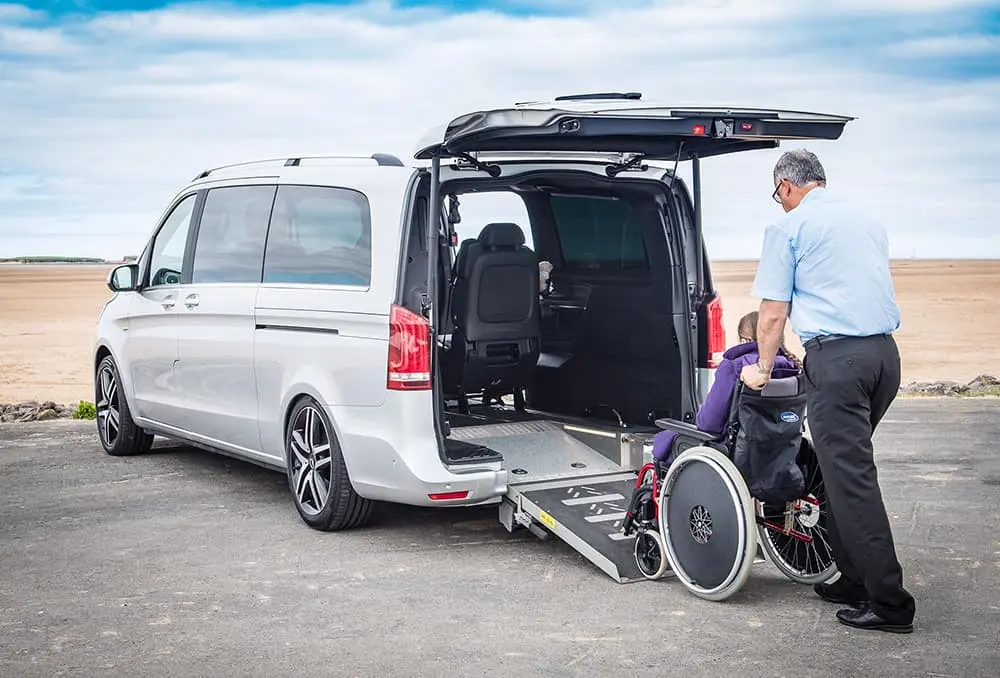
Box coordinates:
[822,0,998,12]
[0,24,74,55]
[0,0,998,260]
[0,3,42,21]
[886,34,1000,57]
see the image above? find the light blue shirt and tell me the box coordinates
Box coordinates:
[751,187,901,343]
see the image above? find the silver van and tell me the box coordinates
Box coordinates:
[94,94,851,584]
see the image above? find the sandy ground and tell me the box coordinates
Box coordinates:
[1,260,998,404]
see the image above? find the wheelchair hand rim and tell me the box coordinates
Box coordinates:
[657,447,756,599]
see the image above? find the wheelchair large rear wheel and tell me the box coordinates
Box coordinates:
[756,438,838,585]
[658,446,757,601]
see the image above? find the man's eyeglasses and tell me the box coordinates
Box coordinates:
[772,179,785,204]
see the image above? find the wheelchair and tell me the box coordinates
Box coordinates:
[622,374,838,601]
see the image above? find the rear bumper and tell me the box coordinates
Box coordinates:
[328,398,508,507]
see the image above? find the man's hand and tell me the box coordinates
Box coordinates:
[740,362,770,391]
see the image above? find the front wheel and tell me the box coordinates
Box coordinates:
[95,355,154,457]
[285,397,374,531]
[634,529,668,580]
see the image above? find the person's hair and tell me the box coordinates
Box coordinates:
[736,311,803,371]
[773,149,827,188]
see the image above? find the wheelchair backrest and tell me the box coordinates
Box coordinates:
[725,374,806,435]
[725,373,808,503]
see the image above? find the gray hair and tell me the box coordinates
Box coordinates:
[773,149,827,187]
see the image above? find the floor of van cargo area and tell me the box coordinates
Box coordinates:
[448,420,622,482]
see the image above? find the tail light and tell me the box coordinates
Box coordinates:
[387,304,431,391]
[706,294,725,369]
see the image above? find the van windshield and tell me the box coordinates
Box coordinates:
[550,193,648,271]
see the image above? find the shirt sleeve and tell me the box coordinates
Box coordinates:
[750,222,796,302]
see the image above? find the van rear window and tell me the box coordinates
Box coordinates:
[262,185,372,287]
[549,194,647,270]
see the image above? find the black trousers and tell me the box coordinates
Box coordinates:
[803,333,915,625]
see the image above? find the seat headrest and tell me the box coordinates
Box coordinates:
[479,222,525,248]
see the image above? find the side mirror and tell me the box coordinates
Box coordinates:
[107,264,139,293]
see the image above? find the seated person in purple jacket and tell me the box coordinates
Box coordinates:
[651,311,802,465]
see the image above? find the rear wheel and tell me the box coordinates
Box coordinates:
[95,355,154,457]
[285,397,374,531]
[658,446,756,601]
[756,438,838,584]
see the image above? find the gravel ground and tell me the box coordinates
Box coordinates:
[1,399,998,678]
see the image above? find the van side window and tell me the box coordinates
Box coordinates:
[549,194,648,270]
[191,185,276,284]
[262,185,372,287]
[148,193,198,287]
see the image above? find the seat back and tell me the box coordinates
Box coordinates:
[726,374,808,504]
[445,223,540,396]
[452,223,540,342]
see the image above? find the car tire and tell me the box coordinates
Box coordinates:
[96,355,155,457]
[284,397,374,531]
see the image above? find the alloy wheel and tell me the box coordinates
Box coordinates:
[288,405,334,516]
[96,364,121,448]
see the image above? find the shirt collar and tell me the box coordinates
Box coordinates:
[800,186,828,204]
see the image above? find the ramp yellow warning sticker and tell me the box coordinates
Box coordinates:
[538,510,556,530]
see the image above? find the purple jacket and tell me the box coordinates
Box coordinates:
[652,341,800,462]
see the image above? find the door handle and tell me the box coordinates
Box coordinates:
[161,295,176,310]
[183,294,200,309]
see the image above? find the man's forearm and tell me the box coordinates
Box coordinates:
[756,300,790,373]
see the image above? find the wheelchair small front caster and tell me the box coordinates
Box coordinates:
[634,528,668,580]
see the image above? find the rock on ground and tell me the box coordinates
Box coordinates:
[899,374,999,397]
[0,401,74,423]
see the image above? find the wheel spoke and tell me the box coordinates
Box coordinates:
[312,471,329,509]
[100,369,112,403]
[290,431,310,465]
[294,464,311,504]
[305,408,316,452]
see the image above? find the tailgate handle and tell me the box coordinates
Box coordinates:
[161,295,175,310]
[183,294,200,308]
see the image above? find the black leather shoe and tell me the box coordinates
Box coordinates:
[814,580,869,607]
[836,605,913,634]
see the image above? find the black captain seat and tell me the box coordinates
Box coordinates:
[443,222,541,412]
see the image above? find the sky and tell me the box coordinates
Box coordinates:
[1,0,998,260]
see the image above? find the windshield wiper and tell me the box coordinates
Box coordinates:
[606,153,647,177]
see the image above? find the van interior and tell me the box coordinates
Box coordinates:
[397,165,717,477]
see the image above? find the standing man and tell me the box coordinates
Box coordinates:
[739,149,916,634]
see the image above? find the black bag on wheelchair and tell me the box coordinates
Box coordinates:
[728,375,807,504]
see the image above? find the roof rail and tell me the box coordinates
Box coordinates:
[553,92,642,101]
[193,152,405,180]
[371,153,404,167]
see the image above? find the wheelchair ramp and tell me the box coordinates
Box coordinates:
[505,472,661,584]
